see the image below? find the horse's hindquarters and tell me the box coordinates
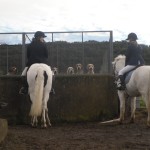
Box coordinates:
[27,64,52,127]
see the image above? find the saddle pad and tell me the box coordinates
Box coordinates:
[125,70,134,84]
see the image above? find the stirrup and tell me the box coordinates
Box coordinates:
[116,84,125,90]
[19,87,28,95]
[50,88,55,95]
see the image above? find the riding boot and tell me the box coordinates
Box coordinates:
[50,75,55,95]
[19,76,28,95]
[50,88,55,95]
[117,75,125,90]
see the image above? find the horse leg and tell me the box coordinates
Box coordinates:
[41,93,51,128]
[41,107,47,128]
[31,116,38,127]
[147,106,150,127]
[144,95,150,127]
[142,94,150,127]
[31,116,34,126]
[29,93,39,127]
[118,91,126,123]
[41,92,51,127]
[45,108,51,126]
[130,97,136,123]
[35,117,38,127]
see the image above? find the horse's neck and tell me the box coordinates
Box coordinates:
[116,60,125,73]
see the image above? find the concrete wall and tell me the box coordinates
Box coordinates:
[0,119,8,143]
[0,75,118,125]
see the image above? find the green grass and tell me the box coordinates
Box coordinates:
[139,98,146,108]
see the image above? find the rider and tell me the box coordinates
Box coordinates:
[19,31,55,95]
[117,32,145,90]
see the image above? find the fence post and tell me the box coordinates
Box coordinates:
[82,32,84,70]
[108,31,113,74]
[22,33,26,71]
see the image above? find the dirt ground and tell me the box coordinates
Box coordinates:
[1,109,150,150]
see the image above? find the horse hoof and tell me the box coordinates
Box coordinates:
[41,124,47,128]
[31,124,38,128]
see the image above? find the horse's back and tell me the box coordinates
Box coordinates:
[136,65,150,71]
[28,63,52,75]
[128,66,150,95]
[133,66,150,79]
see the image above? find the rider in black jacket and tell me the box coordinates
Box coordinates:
[117,32,145,90]
[26,35,48,67]
[19,31,54,95]
[125,41,145,66]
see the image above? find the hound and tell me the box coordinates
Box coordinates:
[52,67,58,75]
[87,64,94,74]
[7,66,18,75]
[67,67,75,74]
[76,63,83,74]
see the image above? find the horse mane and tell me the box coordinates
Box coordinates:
[112,55,126,70]
[114,55,126,62]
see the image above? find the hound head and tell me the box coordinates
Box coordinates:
[53,67,58,75]
[87,64,94,71]
[67,67,74,74]
[76,63,82,71]
[8,66,18,75]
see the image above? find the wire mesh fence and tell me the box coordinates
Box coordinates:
[0,31,113,75]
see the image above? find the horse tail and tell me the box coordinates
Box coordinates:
[29,67,44,117]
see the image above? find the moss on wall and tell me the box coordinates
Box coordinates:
[0,75,118,124]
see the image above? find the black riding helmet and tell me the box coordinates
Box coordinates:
[126,32,138,41]
[34,31,47,38]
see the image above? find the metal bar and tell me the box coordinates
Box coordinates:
[82,32,84,70]
[6,46,8,73]
[0,30,113,75]
[0,30,112,34]
[108,31,113,74]
[52,33,53,42]
[22,33,26,70]
[25,34,31,42]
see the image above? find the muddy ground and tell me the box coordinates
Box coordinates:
[0,109,150,150]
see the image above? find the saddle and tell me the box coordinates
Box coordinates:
[124,65,141,85]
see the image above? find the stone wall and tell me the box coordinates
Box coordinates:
[0,75,118,124]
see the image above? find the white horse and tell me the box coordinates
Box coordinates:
[111,55,150,126]
[27,63,53,128]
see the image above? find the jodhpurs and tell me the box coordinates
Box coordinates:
[118,65,136,76]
